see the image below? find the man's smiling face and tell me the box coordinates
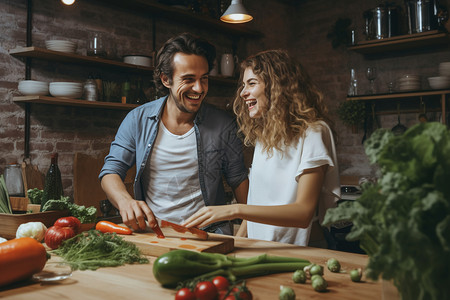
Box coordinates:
[162,52,209,114]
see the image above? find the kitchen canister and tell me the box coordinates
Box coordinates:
[4,163,24,197]
[220,53,236,77]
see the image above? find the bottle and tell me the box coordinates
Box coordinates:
[93,73,103,101]
[83,74,98,101]
[40,153,64,211]
[348,68,358,96]
[133,78,147,105]
[121,78,131,104]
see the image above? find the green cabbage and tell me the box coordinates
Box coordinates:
[323,122,450,300]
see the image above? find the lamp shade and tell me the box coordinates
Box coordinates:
[220,0,253,24]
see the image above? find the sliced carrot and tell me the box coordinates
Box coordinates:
[160,220,208,240]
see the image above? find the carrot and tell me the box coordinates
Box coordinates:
[0,237,48,287]
[95,221,133,235]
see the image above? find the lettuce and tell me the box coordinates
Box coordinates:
[323,122,450,300]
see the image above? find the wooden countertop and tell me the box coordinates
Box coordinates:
[0,236,391,299]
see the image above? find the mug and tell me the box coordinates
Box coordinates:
[221,53,236,77]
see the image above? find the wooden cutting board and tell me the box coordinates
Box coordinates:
[122,227,234,257]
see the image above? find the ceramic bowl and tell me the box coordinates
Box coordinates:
[123,55,152,67]
[18,80,49,96]
[428,76,450,90]
[439,62,450,77]
[49,82,83,98]
[45,40,77,53]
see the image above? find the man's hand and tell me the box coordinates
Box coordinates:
[101,173,161,232]
[118,198,158,231]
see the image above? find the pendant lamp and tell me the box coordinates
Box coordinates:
[61,0,75,5]
[220,0,253,24]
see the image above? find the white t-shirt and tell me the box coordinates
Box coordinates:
[247,121,340,246]
[142,122,204,224]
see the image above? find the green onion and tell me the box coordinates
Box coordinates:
[0,175,12,214]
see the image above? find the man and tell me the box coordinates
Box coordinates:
[99,33,249,235]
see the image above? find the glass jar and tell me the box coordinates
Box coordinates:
[4,163,24,196]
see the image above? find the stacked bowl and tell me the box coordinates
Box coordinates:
[18,80,49,96]
[427,62,450,90]
[123,55,152,67]
[428,76,450,90]
[438,62,450,77]
[397,74,421,91]
[49,82,83,99]
[45,40,77,53]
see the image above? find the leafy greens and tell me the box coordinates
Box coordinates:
[52,230,149,270]
[42,196,97,223]
[323,122,450,300]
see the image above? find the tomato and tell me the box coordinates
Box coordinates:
[54,216,81,233]
[225,286,253,300]
[194,281,218,300]
[44,225,76,250]
[212,276,229,291]
[175,287,196,300]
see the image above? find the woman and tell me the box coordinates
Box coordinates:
[183,50,340,247]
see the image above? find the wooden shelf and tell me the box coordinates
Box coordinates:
[347,89,450,101]
[10,46,154,73]
[347,89,449,125]
[93,0,263,38]
[348,30,449,54]
[9,46,238,86]
[13,96,139,110]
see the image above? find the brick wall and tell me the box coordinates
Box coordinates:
[1,0,449,198]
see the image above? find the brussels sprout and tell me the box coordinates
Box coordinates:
[309,264,324,276]
[326,258,341,273]
[292,269,306,284]
[350,268,362,282]
[279,286,296,300]
[310,274,323,282]
[311,276,328,292]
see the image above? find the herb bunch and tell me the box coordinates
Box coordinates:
[323,122,450,300]
[52,230,149,270]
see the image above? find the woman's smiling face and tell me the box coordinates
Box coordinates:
[240,67,268,119]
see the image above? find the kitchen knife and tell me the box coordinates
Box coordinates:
[157,219,208,240]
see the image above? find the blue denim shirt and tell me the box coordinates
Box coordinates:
[99,96,248,212]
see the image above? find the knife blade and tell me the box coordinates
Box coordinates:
[158,219,208,240]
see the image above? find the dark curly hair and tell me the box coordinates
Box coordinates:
[153,32,216,96]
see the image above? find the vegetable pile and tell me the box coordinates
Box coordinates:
[153,249,310,288]
[27,188,43,205]
[323,122,450,300]
[51,230,148,270]
[41,196,97,223]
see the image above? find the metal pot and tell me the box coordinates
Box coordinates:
[406,0,439,34]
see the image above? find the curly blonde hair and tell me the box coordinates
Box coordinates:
[233,50,332,155]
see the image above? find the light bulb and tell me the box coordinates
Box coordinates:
[61,0,75,5]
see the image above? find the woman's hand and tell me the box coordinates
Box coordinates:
[182,204,240,229]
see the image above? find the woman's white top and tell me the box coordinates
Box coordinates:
[247,121,341,246]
